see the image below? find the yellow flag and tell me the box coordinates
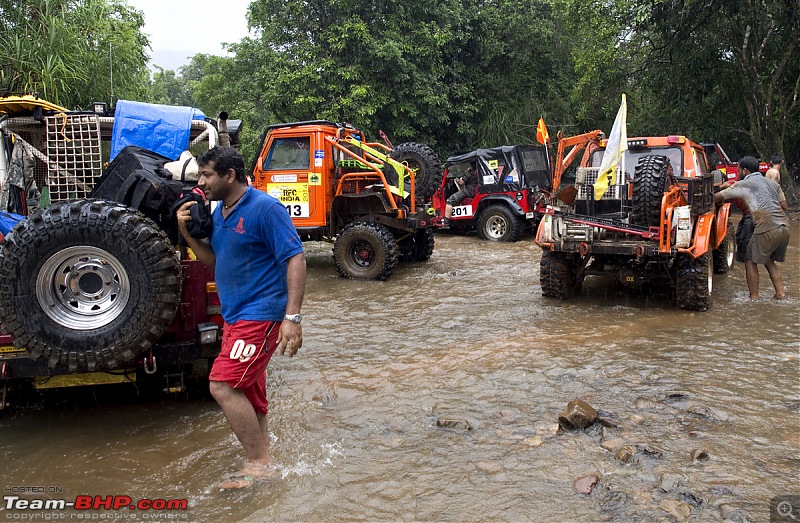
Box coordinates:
[536,117,549,144]
[594,94,628,200]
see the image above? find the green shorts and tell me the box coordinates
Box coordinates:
[747,226,790,264]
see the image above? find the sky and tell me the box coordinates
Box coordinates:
[127,0,254,71]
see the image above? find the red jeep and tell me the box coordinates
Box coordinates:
[0,98,227,407]
[702,142,769,181]
[431,145,551,241]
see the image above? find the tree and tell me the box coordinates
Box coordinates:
[557,0,800,182]
[149,67,194,107]
[225,0,570,154]
[0,0,151,109]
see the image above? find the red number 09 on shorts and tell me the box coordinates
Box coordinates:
[229,339,258,362]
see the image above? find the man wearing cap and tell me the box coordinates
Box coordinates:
[714,156,789,300]
[176,146,306,487]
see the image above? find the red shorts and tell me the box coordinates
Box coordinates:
[209,320,279,414]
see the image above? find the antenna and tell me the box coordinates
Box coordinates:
[109,43,114,106]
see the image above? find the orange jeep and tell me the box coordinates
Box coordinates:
[536,134,734,310]
[251,121,441,280]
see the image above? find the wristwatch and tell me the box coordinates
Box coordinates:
[284,314,302,324]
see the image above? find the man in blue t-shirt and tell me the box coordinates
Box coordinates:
[177,146,305,488]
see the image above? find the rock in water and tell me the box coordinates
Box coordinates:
[572,474,599,494]
[558,400,599,430]
[436,418,473,431]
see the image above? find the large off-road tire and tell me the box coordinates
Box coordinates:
[540,250,582,299]
[713,219,735,274]
[675,252,713,311]
[632,155,672,227]
[383,142,442,203]
[399,228,435,262]
[0,200,181,372]
[477,204,524,242]
[333,222,399,280]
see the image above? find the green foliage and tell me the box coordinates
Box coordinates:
[223,0,574,156]
[0,0,151,109]
[556,0,800,174]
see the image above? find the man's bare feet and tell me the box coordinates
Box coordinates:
[773,293,787,300]
[241,460,279,480]
[218,474,254,490]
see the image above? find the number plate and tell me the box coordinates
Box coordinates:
[452,205,473,218]
[267,183,310,218]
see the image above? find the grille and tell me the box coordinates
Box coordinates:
[44,114,102,201]
[575,167,623,200]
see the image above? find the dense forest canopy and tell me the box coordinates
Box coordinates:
[2,0,798,192]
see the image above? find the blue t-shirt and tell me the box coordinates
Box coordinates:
[210,187,303,323]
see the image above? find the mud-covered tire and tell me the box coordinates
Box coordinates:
[632,155,672,227]
[713,219,735,274]
[477,204,524,242]
[399,228,435,262]
[383,142,442,203]
[0,200,181,372]
[333,222,399,280]
[675,252,713,311]
[540,250,582,299]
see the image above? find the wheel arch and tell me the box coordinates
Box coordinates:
[329,193,393,235]
[475,195,525,217]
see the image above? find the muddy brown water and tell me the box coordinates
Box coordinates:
[1,217,798,522]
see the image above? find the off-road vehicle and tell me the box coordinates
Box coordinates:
[0,97,228,407]
[431,145,551,242]
[250,121,441,280]
[537,134,734,311]
[702,142,768,182]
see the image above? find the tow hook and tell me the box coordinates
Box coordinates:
[143,352,157,375]
[634,245,646,260]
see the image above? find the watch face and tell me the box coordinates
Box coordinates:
[286,314,302,323]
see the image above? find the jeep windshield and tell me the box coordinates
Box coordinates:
[590,146,683,180]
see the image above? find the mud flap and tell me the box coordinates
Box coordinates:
[689,212,716,258]
[713,203,731,249]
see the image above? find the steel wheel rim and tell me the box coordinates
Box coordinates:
[351,240,377,269]
[36,246,131,330]
[486,216,508,239]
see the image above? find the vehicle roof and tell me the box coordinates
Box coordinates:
[445,144,540,166]
[262,120,352,134]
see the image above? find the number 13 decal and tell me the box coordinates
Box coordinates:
[285,204,303,217]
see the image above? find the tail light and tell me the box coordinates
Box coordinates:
[667,135,685,144]
[206,282,221,316]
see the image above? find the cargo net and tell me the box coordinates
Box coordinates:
[575,166,623,200]
[44,114,102,201]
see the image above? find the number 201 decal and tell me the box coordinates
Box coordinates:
[230,339,258,362]
[452,205,473,217]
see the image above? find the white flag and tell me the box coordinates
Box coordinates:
[594,94,628,200]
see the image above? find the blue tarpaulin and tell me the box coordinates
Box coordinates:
[0,211,24,236]
[109,100,206,161]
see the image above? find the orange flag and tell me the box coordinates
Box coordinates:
[536,117,549,144]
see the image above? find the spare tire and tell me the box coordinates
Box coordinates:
[632,155,672,227]
[383,142,442,203]
[0,200,181,372]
